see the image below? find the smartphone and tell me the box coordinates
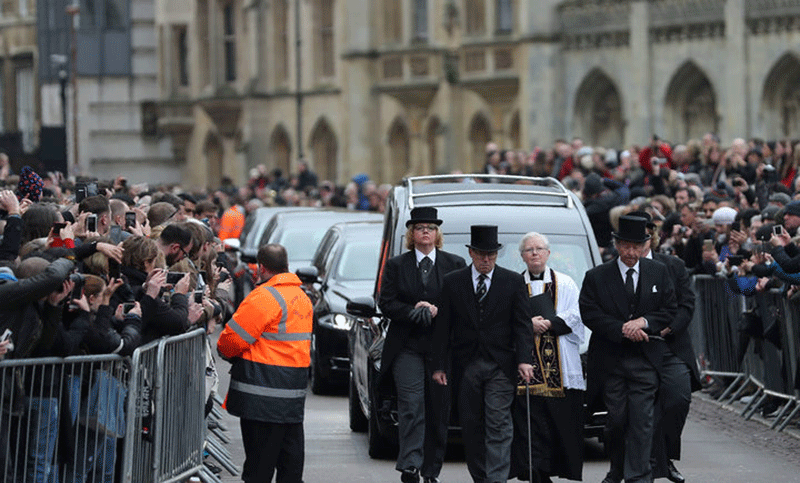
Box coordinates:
[86,214,98,232]
[0,329,11,342]
[774,225,785,236]
[52,222,67,236]
[193,291,203,304]
[109,224,122,244]
[122,302,136,314]
[731,221,741,232]
[166,272,186,285]
[125,211,137,229]
[108,258,121,280]
[75,187,87,203]
[703,239,714,251]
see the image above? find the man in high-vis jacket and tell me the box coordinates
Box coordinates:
[218,243,312,483]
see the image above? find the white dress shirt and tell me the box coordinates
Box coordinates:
[471,265,494,293]
[524,268,586,390]
[617,258,640,291]
[415,248,436,266]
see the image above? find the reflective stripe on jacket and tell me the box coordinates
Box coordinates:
[218,272,312,423]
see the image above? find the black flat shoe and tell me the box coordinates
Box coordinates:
[401,468,420,483]
[667,461,685,483]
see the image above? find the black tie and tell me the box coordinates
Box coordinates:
[625,268,636,301]
[476,274,487,303]
[420,256,432,286]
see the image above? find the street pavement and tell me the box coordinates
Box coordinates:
[210,351,800,483]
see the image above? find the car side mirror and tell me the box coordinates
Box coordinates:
[346,296,376,318]
[295,266,320,285]
[240,248,258,264]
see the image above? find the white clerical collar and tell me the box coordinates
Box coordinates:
[415,248,436,266]
[524,267,550,283]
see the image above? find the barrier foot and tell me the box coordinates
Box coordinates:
[199,465,222,483]
[770,400,794,430]
[206,436,241,476]
[778,399,800,432]
[744,391,767,420]
[720,374,747,403]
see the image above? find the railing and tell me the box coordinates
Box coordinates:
[0,328,218,483]
[691,275,800,432]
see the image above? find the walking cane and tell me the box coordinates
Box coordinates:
[525,379,535,483]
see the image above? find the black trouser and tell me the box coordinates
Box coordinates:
[652,351,691,478]
[458,358,515,483]
[603,353,659,483]
[240,419,304,483]
[392,349,450,479]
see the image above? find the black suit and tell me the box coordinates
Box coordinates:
[651,252,699,478]
[580,257,677,483]
[378,249,465,479]
[434,265,534,483]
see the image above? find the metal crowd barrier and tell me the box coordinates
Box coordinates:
[0,354,128,483]
[691,275,800,432]
[121,328,207,483]
[0,328,209,483]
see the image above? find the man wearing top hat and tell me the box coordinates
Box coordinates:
[432,225,535,483]
[579,215,677,483]
[378,207,466,483]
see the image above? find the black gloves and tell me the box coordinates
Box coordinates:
[408,306,433,327]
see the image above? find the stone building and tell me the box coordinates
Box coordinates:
[151,0,800,188]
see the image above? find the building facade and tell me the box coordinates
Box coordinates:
[150,0,800,187]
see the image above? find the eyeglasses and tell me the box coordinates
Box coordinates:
[413,224,437,232]
[522,247,549,254]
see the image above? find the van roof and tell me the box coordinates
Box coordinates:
[403,174,573,209]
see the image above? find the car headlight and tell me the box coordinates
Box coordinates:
[332,314,354,330]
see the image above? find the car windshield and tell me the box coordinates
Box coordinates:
[439,233,593,286]
[334,241,381,281]
[279,228,328,261]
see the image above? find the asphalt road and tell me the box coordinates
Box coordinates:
[211,351,800,483]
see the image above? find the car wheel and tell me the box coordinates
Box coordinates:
[349,373,367,432]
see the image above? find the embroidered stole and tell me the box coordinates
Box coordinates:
[518,268,565,398]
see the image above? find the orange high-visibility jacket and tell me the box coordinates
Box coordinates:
[218,206,245,241]
[218,272,312,423]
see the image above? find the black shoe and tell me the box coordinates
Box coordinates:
[666,461,685,483]
[401,468,420,483]
[601,473,621,483]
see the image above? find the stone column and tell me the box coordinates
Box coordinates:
[724,0,748,142]
[628,1,651,146]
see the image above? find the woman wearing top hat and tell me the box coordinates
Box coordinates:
[378,207,466,483]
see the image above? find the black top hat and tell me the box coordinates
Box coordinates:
[466,225,503,252]
[406,207,443,227]
[613,216,651,243]
[626,210,656,230]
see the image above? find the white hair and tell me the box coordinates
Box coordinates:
[519,232,550,252]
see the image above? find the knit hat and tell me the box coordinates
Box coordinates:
[582,173,604,197]
[17,166,43,202]
[712,207,737,225]
[785,200,800,217]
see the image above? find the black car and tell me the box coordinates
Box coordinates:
[241,208,383,272]
[346,174,603,458]
[298,221,383,394]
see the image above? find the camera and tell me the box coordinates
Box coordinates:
[75,187,87,203]
[773,225,785,236]
[122,302,136,314]
[193,290,203,304]
[728,255,744,266]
